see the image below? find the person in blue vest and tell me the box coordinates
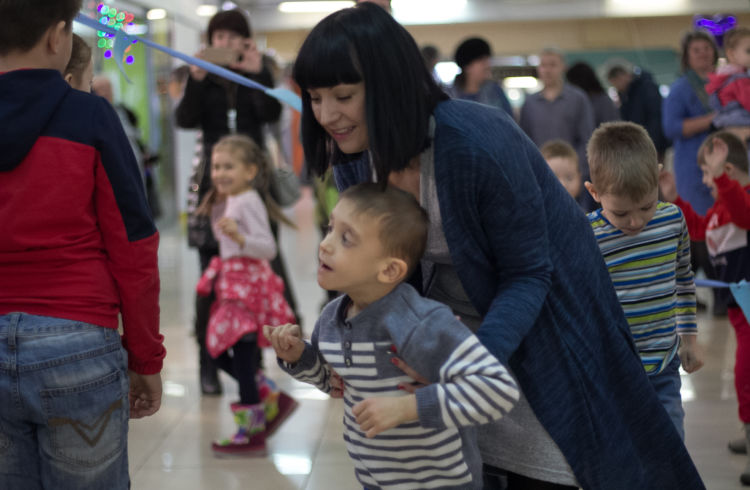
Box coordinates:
[290,3,705,489]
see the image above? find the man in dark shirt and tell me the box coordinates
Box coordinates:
[608,64,670,161]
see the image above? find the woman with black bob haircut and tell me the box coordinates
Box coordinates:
[293,3,705,490]
[293,2,447,185]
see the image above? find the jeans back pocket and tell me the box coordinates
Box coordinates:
[41,369,128,469]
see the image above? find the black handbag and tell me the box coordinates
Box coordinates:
[186,156,218,250]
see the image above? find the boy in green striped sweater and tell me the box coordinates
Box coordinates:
[584,121,703,441]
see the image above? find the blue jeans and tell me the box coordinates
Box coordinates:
[648,354,685,441]
[0,313,130,489]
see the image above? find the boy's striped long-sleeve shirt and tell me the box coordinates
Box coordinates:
[588,202,697,374]
[281,283,519,490]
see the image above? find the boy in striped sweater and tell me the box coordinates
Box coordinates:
[585,121,703,441]
[265,183,519,490]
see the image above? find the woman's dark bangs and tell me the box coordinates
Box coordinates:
[293,23,362,89]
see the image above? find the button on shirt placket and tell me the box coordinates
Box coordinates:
[343,321,353,367]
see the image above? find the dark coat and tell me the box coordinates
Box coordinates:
[333,99,704,490]
[175,64,282,176]
[620,71,670,154]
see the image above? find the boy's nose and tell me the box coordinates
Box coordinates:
[319,233,333,253]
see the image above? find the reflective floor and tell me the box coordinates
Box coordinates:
[132,188,748,489]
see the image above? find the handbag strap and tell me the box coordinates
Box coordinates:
[685,69,712,113]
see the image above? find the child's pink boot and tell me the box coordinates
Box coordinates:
[257,371,299,437]
[212,402,266,456]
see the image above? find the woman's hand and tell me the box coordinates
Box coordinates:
[232,39,263,75]
[329,368,344,398]
[390,352,429,393]
[190,51,209,81]
[681,112,715,138]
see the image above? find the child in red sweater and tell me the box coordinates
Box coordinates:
[661,130,750,485]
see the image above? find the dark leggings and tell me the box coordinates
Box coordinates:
[483,464,578,490]
[212,338,261,405]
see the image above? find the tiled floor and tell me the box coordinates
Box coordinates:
[132,188,749,489]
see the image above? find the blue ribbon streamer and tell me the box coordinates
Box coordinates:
[75,13,302,112]
[695,279,731,288]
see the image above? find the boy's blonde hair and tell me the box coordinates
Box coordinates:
[698,130,749,173]
[199,134,294,227]
[540,139,578,165]
[586,121,658,201]
[724,27,750,52]
[339,183,428,275]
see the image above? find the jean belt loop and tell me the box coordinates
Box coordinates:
[8,312,20,350]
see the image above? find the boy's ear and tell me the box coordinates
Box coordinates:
[377,257,408,285]
[47,21,69,56]
[584,181,601,203]
[63,72,73,84]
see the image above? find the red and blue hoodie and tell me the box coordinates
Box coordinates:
[0,69,165,374]
[675,174,750,309]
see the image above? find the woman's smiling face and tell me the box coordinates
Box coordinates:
[308,83,368,154]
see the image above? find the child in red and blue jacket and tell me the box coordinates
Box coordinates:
[0,1,164,487]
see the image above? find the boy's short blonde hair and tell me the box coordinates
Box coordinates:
[540,139,578,165]
[339,183,428,275]
[698,130,749,173]
[724,27,750,51]
[586,121,658,201]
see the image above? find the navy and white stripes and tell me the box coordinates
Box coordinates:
[283,283,518,489]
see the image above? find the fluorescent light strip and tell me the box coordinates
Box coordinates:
[278,1,355,13]
[146,8,166,20]
[392,0,466,12]
[196,4,219,17]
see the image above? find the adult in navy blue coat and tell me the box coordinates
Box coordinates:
[292,3,705,489]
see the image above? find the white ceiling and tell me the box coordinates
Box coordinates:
[234,0,750,31]
[104,0,750,32]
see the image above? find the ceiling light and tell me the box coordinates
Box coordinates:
[391,0,466,23]
[503,76,540,90]
[278,1,355,13]
[392,0,466,14]
[146,8,166,20]
[196,4,219,17]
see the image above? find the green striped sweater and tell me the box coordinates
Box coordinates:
[589,202,697,375]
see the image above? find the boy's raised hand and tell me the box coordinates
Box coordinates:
[264,323,304,363]
[658,171,678,203]
[704,136,730,179]
[352,395,418,438]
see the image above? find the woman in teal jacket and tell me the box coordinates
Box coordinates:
[293,3,704,489]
